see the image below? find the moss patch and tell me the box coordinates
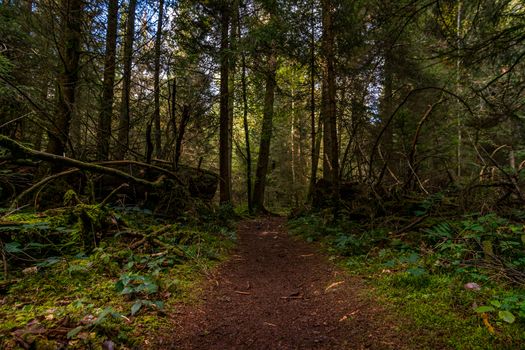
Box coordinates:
[0,206,235,349]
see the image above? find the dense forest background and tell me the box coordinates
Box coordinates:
[1,0,523,213]
[1,0,525,348]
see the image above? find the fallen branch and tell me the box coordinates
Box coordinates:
[390,215,429,236]
[0,136,165,207]
[97,160,184,186]
[10,168,80,209]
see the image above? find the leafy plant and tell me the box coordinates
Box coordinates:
[130,299,164,316]
[115,273,159,296]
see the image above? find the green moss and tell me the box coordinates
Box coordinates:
[289,214,525,349]
[0,207,235,349]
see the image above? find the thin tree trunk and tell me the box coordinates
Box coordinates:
[153,0,164,159]
[291,86,297,206]
[174,104,190,168]
[308,2,318,201]
[115,0,137,160]
[46,0,83,156]
[456,0,462,177]
[219,4,231,204]
[321,0,339,210]
[239,8,252,213]
[253,53,277,212]
[96,0,118,160]
[228,1,238,198]
[161,77,177,161]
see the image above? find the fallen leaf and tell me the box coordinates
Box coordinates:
[325,281,344,292]
[481,313,495,334]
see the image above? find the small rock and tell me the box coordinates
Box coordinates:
[80,314,96,325]
[464,282,481,291]
[102,340,115,350]
[22,266,38,275]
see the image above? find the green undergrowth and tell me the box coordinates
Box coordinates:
[289,211,525,349]
[0,204,236,349]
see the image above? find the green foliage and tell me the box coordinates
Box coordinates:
[289,211,525,347]
[0,206,234,348]
[115,273,159,296]
[0,53,12,76]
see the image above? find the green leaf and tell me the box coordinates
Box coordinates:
[407,267,426,277]
[131,301,142,316]
[4,242,22,253]
[407,253,420,263]
[67,326,84,339]
[36,257,61,267]
[490,300,501,308]
[475,306,495,313]
[115,280,125,292]
[498,310,515,323]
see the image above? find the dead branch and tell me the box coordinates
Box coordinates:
[97,160,185,186]
[0,136,165,201]
[10,168,80,209]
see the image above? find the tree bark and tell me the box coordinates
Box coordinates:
[321,0,339,210]
[153,0,164,159]
[96,0,118,160]
[219,4,231,204]
[115,0,137,160]
[238,5,252,213]
[174,104,190,168]
[253,53,277,212]
[46,0,83,156]
[308,1,318,201]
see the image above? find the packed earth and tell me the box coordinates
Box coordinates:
[155,217,411,349]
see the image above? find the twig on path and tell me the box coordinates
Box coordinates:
[280,295,303,300]
[325,281,345,292]
[234,290,251,295]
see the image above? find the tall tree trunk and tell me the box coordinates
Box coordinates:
[239,7,252,213]
[308,1,318,201]
[321,0,339,209]
[219,4,231,204]
[96,0,118,160]
[153,0,164,159]
[291,86,297,206]
[46,0,83,156]
[115,0,137,160]
[253,53,277,212]
[227,0,238,198]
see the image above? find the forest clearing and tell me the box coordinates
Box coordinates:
[1,0,525,348]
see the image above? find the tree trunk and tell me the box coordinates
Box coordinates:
[308,1,318,201]
[174,104,190,168]
[153,0,164,159]
[321,0,339,210]
[115,0,137,160]
[219,4,231,204]
[227,0,238,200]
[96,0,118,160]
[253,53,277,212]
[239,7,252,213]
[46,0,83,156]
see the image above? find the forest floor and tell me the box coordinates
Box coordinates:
[154,217,411,349]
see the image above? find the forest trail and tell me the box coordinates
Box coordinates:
[155,217,406,349]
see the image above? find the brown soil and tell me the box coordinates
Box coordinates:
[154,217,407,349]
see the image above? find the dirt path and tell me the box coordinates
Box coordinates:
[156,217,405,349]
